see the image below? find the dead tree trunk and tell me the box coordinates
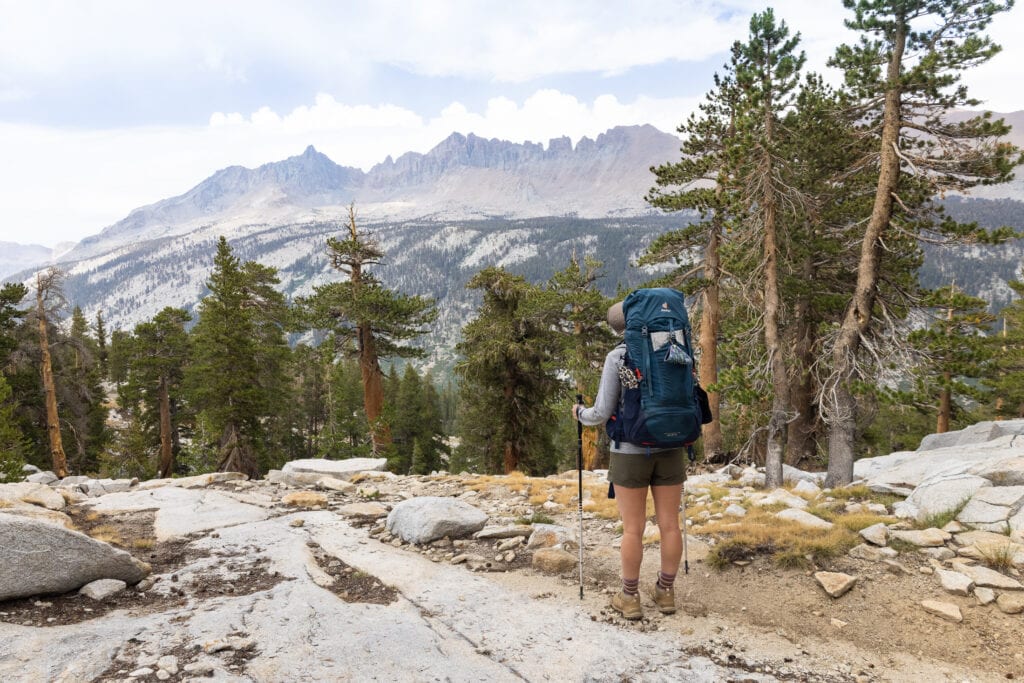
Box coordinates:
[699,229,724,460]
[36,273,68,478]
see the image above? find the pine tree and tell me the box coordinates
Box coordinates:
[60,305,108,474]
[987,281,1024,418]
[545,254,616,469]
[823,0,1021,486]
[455,267,564,475]
[776,75,873,465]
[305,205,437,455]
[0,374,27,482]
[318,352,371,458]
[95,310,109,379]
[186,237,290,477]
[728,8,806,486]
[0,282,28,366]
[387,365,448,474]
[0,282,45,468]
[125,307,191,477]
[287,343,332,460]
[909,284,994,433]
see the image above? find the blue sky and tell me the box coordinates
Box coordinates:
[1,0,1022,247]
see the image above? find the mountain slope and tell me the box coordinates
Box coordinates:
[62,125,682,262]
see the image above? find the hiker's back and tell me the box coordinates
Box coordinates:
[611,288,701,448]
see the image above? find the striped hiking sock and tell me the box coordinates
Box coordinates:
[657,571,676,590]
[622,577,640,596]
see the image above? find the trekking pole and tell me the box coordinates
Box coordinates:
[682,487,689,575]
[576,394,585,600]
[682,446,694,574]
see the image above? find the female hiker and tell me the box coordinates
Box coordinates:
[572,300,687,620]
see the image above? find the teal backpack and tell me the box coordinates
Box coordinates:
[606,288,705,449]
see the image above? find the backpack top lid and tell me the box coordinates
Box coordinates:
[622,288,690,332]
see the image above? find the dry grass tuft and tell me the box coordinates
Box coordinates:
[131,538,156,550]
[0,499,13,509]
[704,507,859,569]
[88,524,124,546]
[833,512,895,533]
[977,541,1017,571]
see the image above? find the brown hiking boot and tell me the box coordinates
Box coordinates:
[611,591,642,620]
[652,584,676,614]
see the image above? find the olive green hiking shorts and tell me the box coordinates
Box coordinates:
[608,448,687,488]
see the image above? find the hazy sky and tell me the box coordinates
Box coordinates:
[1,1,1022,247]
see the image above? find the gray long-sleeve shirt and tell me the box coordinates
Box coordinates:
[578,344,672,455]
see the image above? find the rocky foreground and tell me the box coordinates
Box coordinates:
[1,421,1024,682]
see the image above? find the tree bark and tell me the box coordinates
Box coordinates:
[763,195,788,488]
[218,422,258,478]
[157,376,174,478]
[36,278,68,478]
[787,253,818,465]
[358,322,391,454]
[699,229,723,459]
[503,378,518,473]
[825,19,906,488]
[762,88,788,489]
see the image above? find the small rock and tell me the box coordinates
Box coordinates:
[996,592,1024,614]
[128,668,154,678]
[290,518,305,527]
[203,639,232,654]
[777,508,833,530]
[79,578,127,601]
[793,480,821,496]
[848,543,898,562]
[921,600,962,622]
[814,571,858,598]
[496,536,524,551]
[950,561,1024,590]
[830,618,847,629]
[532,547,578,574]
[935,569,974,596]
[975,587,996,605]
[157,655,179,674]
[723,504,747,517]
[918,547,956,561]
[155,671,170,681]
[890,528,951,547]
[858,523,888,547]
[942,520,965,534]
[281,491,329,508]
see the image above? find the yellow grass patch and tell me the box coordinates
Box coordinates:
[88,524,124,546]
[131,538,156,550]
[0,499,13,509]
[832,512,896,533]
[703,507,859,569]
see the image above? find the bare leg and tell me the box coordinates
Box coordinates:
[651,483,683,576]
[615,485,649,581]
